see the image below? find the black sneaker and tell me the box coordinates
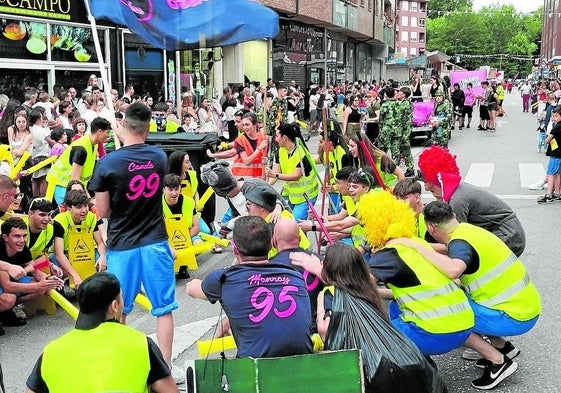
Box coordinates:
[0,308,27,327]
[475,341,520,369]
[0,326,5,336]
[477,125,485,130]
[471,356,518,390]
[537,194,554,204]
[552,193,561,201]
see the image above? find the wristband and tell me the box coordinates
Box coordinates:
[275,173,280,179]
[311,224,317,231]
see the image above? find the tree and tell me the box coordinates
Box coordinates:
[426,4,543,76]
[426,0,473,17]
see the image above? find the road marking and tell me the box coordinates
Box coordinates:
[464,163,494,187]
[147,316,218,360]
[422,194,540,201]
[519,163,545,188]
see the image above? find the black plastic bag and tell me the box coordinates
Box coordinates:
[324,289,447,393]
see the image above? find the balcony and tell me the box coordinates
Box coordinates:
[383,26,395,50]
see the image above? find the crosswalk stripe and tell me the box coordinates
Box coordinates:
[464,163,494,188]
[519,163,545,188]
[147,316,219,361]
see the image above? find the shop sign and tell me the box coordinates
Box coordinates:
[277,20,323,55]
[0,0,88,23]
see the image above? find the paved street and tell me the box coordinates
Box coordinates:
[2,91,561,392]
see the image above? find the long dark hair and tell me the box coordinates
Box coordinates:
[347,132,393,172]
[322,243,386,318]
[0,99,21,144]
[167,150,188,176]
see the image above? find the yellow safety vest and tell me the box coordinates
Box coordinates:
[279,144,319,204]
[417,213,427,239]
[376,157,398,188]
[163,195,195,250]
[386,241,474,334]
[54,211,98,253]
[23,217,54,259]
[324,145,346,185]
[47,135,97,187]
[451,223,541,321]
[181,170,198,199]
[41,322,150,393]
[267,210,311,258]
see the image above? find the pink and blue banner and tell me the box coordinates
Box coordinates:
[88,0,279,50]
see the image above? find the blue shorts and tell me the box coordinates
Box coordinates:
[389,301,472,356]
[468,297,539,336]
[53,185,67,206]
[546,157,561,175]
[288,197,317,222]
[107,241,178,317]
[0,276,33,296]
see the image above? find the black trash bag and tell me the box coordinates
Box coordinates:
[324,289,447,393]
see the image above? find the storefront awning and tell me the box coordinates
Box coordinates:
[87,0,280,50]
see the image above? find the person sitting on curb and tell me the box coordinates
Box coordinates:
[26,272,178,393]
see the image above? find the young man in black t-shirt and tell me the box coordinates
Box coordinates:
[0,218,63,330]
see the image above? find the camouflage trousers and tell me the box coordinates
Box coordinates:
[431,126,450,148]
[388,136,414,171]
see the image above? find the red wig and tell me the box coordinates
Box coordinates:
[418,146,460,184]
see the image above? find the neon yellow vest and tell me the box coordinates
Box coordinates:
[23,217,54,259]
[163,194,195,229]
[47,135,97,187]
[376,157,398,187]
[417,213,427,239]
[267,210,311,258]
[451,223,541,321]
[279,144,319,204]
[181,170,198,199]
[324,146,346,185]
[386,241,474,334]
[41,322,150,393]
[54,211,97,252]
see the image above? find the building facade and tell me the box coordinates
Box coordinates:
[395,0,428,61]
[541,0,561,76]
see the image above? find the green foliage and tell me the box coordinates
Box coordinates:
[426,4,543,76]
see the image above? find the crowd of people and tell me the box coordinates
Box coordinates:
[0,73,541,392]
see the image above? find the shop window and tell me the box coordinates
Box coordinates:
[0,20,47,61]
[0,69,48,101]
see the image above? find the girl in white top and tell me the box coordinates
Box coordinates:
[29,110,53,196]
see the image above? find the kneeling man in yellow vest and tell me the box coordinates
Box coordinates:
[52,190,106,288]
[394,201,541,390]
[25,272,178,393]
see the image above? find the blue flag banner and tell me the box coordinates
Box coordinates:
[88,0,279,50]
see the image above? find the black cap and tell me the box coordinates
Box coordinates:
[75,272,121,330]
[245,184,277,212]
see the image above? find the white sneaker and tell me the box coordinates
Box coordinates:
[171,364,185,384]
[528,181,546,190]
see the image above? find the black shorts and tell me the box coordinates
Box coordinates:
[488,102,498,111]
[479,105,490,120]
[462,105,473,116]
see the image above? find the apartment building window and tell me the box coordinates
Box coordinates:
[402,16,408,26]
[410,31,417,42]
[411,2,418,11]
[401,31,408,42]
[411,17,417,27]
[402,1,409,11]
[401,47,408,56]
[419,18,425,27]
[410,47,417,56]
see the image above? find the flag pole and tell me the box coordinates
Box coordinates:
[83,0,121,149]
